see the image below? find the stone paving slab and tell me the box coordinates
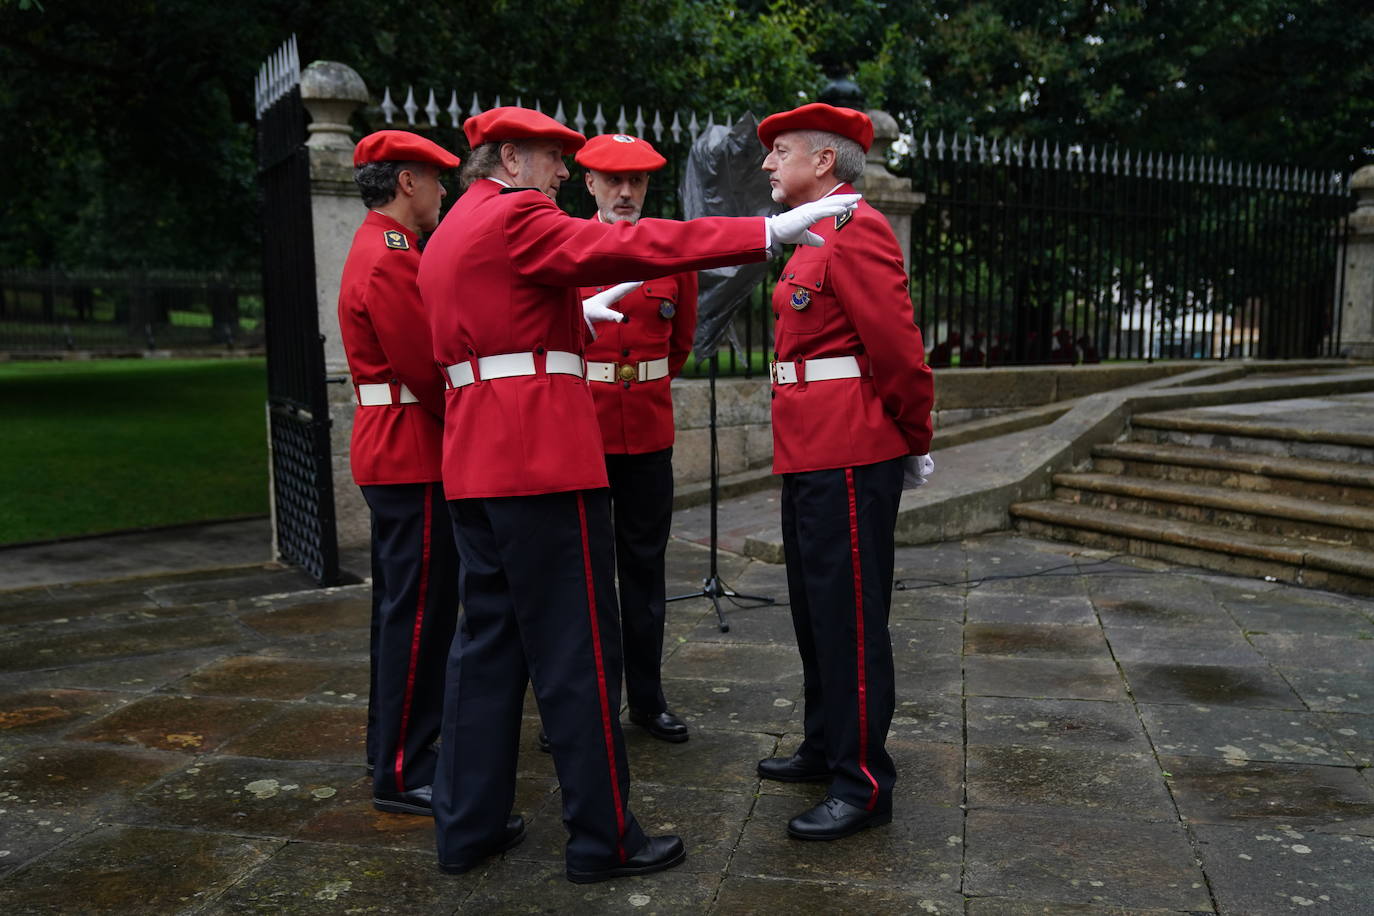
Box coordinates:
[5,526,1374,912]
[1192,825,1374,915]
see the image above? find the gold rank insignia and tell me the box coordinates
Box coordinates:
[658,300,676,319]
[383,229,409,250]
[834,209,853,231]
[790,288,811,310]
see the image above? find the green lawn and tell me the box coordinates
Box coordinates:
[0,358,269,545]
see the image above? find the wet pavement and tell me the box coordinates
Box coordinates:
[2,524,1373,914]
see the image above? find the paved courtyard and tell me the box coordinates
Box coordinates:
[1,522,1373,914]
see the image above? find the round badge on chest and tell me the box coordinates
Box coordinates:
[790,288,811,311]
[658,300,676,319]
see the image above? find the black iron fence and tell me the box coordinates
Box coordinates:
[0,268,263,352]
[906,134,1351,367]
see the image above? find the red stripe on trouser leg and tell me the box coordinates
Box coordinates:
[846,468,880,811]
[393,483,434,792]
[576,492,628,861]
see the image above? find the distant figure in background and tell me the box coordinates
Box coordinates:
[1050,328,1076,363]
[927,331,958,368]
[961,331,986,368]
[576,133,696,745]
[337,130,463,818]
[1077,334,1101,363]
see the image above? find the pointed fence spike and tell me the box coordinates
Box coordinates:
[533,98,543,113]
[616,105,628,134]
[515,95,523,109]
[494,94,503,108]
[977,135,986,162]
[470,92,482,118]
[593,103,606,134]
[403,86,418,125]
[652,109,664,142]
[554,100,567,124]
[935,131,946,161]
[381,87,397,124]
[424,89,440,126]
[921,131,930,157]
[669,110,682,143]
[688,111,700,140]
[634,105,646,137]
[447,91,461,127]
[573,101,587,135]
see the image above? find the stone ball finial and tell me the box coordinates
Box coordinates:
[301,61,369,150]
[1349,165,1374,235]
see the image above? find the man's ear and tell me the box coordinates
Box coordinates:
[395,168,418,199]
[499,142,522,179]
[584,171,596,195]
[814,147,837,178]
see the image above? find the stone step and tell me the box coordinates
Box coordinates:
[1090,442,1374,507]
[1130,411,1374,465]
[1052,472,1374,549]
[1009,499,1374,596]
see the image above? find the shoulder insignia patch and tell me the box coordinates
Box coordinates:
[834,209,854,231]
[382,229,409,250]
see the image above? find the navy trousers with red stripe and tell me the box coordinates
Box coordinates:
[434,489,648,871]
[361,482,460,797]
[780,457,902,813]
[605,448,674,716]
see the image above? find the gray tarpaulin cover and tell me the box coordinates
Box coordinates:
[679,113,776,360]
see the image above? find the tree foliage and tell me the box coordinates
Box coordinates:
[1,0,1369,271]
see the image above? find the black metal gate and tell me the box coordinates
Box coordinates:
[255,37,339,585]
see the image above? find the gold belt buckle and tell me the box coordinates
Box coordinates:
[618,363,637,382]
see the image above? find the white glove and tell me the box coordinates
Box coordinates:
[582,281,641,338]
[765,193,861,250]
[902,453,934,490]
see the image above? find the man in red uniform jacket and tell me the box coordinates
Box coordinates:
[416,106,858,882]
[337,130,463,818]
[752,104,936,841]
[576,133,696,744]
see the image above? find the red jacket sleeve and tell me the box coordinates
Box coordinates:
[502,194,767,288]
[668,271,699,377]
[363,258,446,418]
[829,213,935,455]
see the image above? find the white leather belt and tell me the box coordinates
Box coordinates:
[356,381,419,406]
[586,356,669,384]
[770,355,865,385]
[442,350,585,389]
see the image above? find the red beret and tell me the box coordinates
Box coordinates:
[353,130,462,169]
[758,103,874,153]
[463,106,586,155]
[575,134,667,173]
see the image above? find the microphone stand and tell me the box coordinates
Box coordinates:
[667,353,774,632]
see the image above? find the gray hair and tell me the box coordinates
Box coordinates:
[459,141,504,190]
[354,160,420,208]
[801,130,865,183]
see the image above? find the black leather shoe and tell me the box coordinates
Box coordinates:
[538,731,551,753]
[372,784,433,817]
[787,795,891,841]
[757,753,830,783]
[566,834,686,884]
[628,709,689,743]
[438,816,527,875]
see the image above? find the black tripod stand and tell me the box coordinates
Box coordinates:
[667,355,774,632]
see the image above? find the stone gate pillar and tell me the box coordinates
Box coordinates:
[300,60,370,552]
[1342,165,1374,359]
[854,109,925,268]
